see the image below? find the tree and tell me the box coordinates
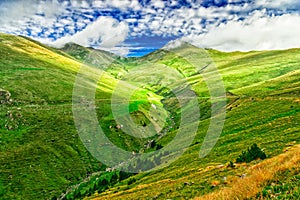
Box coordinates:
[236,143,267,163]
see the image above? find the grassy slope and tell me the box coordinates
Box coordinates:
[196,144,300,200]
[0,33,165,199]
[1,34,299,199]
[88,47,300,199]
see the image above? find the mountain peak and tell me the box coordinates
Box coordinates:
[162,40,193,50]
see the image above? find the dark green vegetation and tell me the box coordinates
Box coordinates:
[0,33,299,199]
[61,171,132,200]
[235,143,267,163]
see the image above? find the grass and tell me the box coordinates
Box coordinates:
[0,32,299,199]
[195,144,300,200]
[258,168,300,199]
[0,33,164,199]
[88,97,299,199]
[86,43,299,200]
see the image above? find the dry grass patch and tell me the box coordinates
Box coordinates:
[195,144,300,200]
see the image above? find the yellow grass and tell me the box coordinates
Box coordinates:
[195,144,300,200]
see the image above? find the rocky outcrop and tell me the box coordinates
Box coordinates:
[0,89,12,104]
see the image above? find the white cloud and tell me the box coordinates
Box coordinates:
[51,16,129,50]
[255,0,299,9]
[183,13,300,52]
[152,0,165,8]
[92,0,141,11]
[100,46,129,57]
[0,0,64,35]
[0,0,64,23]
[1,0,300,56]
[163,40,186,50]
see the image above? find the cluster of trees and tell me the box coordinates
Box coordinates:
[57,170,132,200]
[54,149,170,199]
[236,143,267,163]
[127,150,170,172]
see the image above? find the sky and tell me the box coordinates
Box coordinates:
[0,0,300,57]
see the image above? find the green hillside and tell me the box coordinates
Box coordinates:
[0,33,165,199]
[0,33,299,200]
[87,46,299,199]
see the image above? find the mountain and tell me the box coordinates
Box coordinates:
[86,46,300,199]
[60,42,119,66]
[0,33,299,200]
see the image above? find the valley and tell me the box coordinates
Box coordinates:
[0,33,299,199]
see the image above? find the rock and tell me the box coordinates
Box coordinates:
[183,182,189,186]
[151,104,157,110]
[241,173,247,179]
[271,182,276,186]
[0,89,11,104]
[217,164,225,169]
[153,117,158,122]
[106,168,112,172]
[211,180,220,187]
[183,182,193,186]
[116,124,123,129]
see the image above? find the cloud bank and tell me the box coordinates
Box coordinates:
[51,16,128,49]
[184,12,300,52]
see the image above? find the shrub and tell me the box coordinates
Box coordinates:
[228,161,235,168]
[127,178,136,185]
[236,143,267,163]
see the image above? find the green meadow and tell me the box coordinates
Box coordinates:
[0,33,299,199]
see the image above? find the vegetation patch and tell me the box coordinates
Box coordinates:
[236,143,267,163]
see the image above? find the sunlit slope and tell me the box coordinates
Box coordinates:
[138,44,300,97]
[232,69,300,97]
[89,45,300,200]
[196,144,300,200]
[0,33,166,200]
[0,33,111,200]
[208,48,300,94]
[60,42,130,78]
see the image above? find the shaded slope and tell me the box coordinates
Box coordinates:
[60,43,120,69]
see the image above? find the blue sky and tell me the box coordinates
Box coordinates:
[0,0,300,57]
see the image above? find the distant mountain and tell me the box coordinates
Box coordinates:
[162,39,195,50]
[60,42,120,69]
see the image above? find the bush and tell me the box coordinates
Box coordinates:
[127,178,136,185]
[227,161,235,168]
[236,143,267,163]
